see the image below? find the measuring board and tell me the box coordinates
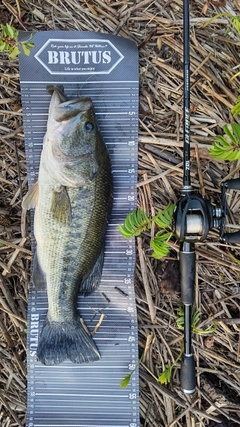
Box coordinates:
[19,31,139,427]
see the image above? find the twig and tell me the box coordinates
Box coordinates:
[137,237,156,323]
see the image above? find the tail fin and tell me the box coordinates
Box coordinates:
[36,317,100,365]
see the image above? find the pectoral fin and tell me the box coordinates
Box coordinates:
[51,186,72,225]
[22,182,39,210]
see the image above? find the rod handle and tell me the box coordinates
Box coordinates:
[180,354,196,394]
[223,230,240,244]
[223,178,240,190]
[180,243,195,304]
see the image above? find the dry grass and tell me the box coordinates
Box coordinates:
[0,0,240,426]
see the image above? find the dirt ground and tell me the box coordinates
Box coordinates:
[0,0,240,426]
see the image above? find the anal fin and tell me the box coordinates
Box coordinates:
[80,247,105,296]
[32,251,47,291]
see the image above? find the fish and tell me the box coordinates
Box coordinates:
[22,85,112,365]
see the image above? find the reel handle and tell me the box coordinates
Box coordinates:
[223,230,240,244]
[223,178,240,190]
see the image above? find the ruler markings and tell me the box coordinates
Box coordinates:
[20,35,139,427]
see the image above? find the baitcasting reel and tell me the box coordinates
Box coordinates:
[174,178,240,244]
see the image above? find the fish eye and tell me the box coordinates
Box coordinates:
[85,122,94,132]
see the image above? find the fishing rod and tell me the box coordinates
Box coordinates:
[173,0,240,394]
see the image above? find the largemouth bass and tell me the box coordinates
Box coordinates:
[23,86,112,365]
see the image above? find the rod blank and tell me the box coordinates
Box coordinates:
[183,0,191,188]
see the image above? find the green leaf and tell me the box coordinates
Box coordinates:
[9,46,21,59]
[0,25,34,58]
[214,135,232,147]
[150,231,172,259]
[1,24,18,39]
[120,373,132,389]
[21,44,31,56]
[119,209,151,238]
[153,203,175,228]
[177,307,217,335]
[118,224,130,238]
[193,323,217,335]
[21,32,34,44]
[158,365,173,385]
[120,356,142,389]
[0,42,7,51]
[158,348,183,385]
[6,24,15,38]
[201,13,240,37]
[176,307,184,329]
[232,123,240,141]
[222,124,237,145]
[1,24,7,37]
[25,42,35,49]
[230,15,240,36]
[176,316,184,330]
[191,308,201,327]
[232,100,240,118]
[209,123,240,161]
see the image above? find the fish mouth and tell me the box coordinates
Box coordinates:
[47,85,67,103]
[47,85,92,122]
[55,98,92,122]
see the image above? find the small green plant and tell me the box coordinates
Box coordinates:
[158,350,182,385]
[150,230,173,259]
[176,307,217,335]
[120,357,142,389]
[118,209,151,238]
[232,96,240,117]
[119,203,175,259]
[0,24,34,58]
[209,123,240,161]
[202,13,240,98]
[201,13,240,36]
[158,307,216,385]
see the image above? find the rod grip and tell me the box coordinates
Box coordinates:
[180,354,196,394]
[224,178,240,190]
[180,244,195,304]
[223,230,240,244]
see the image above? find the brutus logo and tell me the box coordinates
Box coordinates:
[29,312,40,357]
[48,50,112,65]
[35,39,124,75]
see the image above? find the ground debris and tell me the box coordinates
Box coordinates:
[156,259,180,294]
[1,0,240,425]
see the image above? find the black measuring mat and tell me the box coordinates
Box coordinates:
[19,31,139,427]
